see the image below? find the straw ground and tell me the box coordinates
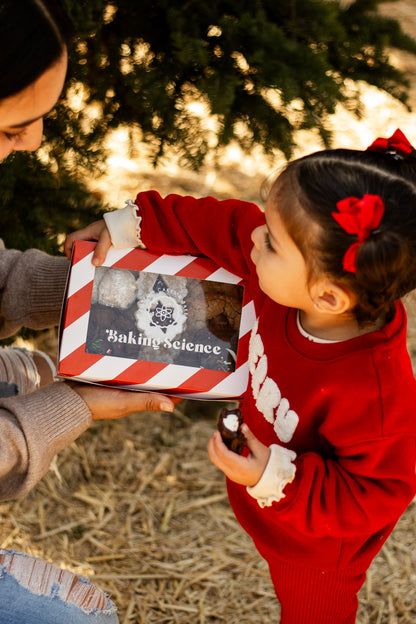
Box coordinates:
[0,390,415,623]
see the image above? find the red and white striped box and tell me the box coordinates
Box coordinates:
[58,241,255,399]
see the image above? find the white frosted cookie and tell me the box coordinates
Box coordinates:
[96,268,137,308]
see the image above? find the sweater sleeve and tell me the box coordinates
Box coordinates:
[271,433,416,539]
[0,382,92,500]
[0,242,69,338]
[104,191,265,281]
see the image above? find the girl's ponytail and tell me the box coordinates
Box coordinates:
[354,230,411,323]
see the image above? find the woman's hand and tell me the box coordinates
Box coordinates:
[67,382,181,420]
[208,424,271,487]
[64,220,112,266]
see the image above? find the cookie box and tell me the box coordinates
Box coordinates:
[58,241,255,399]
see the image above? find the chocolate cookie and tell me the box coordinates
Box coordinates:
[218,407,247,454]
[187,293,242,340]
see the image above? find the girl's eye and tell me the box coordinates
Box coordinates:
[265,232,274,252]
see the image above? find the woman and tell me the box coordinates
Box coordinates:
[0,1,176,621]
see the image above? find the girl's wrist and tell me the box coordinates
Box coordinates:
[246,444,296,508]
[103,199,145,249]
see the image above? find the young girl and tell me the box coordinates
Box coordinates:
[66,129,416,623]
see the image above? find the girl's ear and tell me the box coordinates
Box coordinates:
[311,279,355,316]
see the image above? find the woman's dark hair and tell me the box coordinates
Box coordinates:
[271,147,416,325]
[0,0,74,100]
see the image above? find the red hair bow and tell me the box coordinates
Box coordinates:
[332,194,385,273]
[366,128,414,157]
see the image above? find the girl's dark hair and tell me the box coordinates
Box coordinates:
[271,147,416,325]
[0,0,74,100]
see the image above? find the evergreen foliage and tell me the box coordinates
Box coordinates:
[0,152,103,254]
[64,0,416,163]
[1,0,416,253]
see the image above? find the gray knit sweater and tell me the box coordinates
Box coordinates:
[0,243,92,500]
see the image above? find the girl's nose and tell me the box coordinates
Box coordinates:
[251,225,264,249]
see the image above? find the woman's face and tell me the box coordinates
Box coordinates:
[0,50,67,162]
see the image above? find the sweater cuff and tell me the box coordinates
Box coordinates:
[29,255,70,325]
[104,199,145,249]
[0,382,92,451]
[247,444,297,508]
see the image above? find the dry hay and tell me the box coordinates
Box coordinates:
[0,401,281,623]
[0,395,415,623]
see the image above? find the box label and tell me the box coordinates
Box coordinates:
[85,266,244,373]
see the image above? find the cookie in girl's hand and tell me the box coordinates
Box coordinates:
[218,407,247,454]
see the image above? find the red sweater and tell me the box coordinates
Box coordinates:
[132,191,416,572]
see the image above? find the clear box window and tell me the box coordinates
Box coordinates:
[85,266,244,373]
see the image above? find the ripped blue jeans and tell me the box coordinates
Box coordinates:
[0,550,119,623]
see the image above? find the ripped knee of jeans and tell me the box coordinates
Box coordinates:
[0,347,57,395]
[0,550,116,616]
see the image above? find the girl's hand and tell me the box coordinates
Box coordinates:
[64,220,112,266]
[208,424,271,487]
